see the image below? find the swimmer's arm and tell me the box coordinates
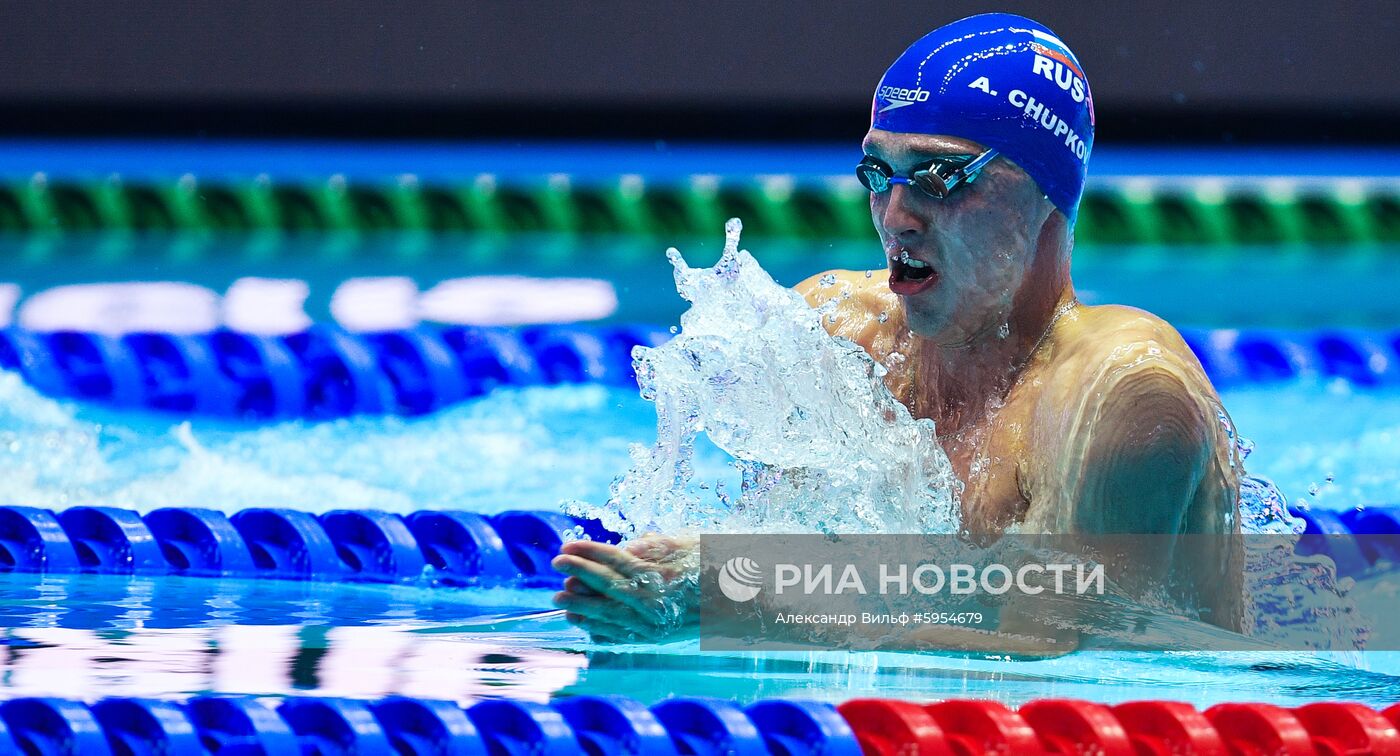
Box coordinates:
[911,368,1212,657]
[893,358,1213,658]
[985,354,1218,648]
[1073,364,1208,520]
[1056,358,1214,590]
[1069,360,1251,632]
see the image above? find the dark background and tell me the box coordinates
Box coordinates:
[2,1,1395,143]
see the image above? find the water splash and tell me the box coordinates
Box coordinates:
[568,219,960,538]
[1218,411,1368,651]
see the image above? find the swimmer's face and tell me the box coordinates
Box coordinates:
[862,129,1057,343]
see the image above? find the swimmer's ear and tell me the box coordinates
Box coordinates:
[1033,207,1074,277]
[1039,205,1071,247]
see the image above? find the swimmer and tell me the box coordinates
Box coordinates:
[553,13,1243,651]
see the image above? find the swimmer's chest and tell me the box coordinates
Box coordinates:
[941,387,1040,535]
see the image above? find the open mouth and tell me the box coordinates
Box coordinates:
[887,249,940,296]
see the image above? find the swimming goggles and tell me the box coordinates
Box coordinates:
[855,147,999,199]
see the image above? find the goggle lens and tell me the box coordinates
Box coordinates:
[855,162,892,193]
[913,170,951,198]
[855,148,998,200]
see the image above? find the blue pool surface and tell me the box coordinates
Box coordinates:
[2,570,1400,706]
[0,373,1397,524]
[3,367,1400,704]
[2,230,1400,707]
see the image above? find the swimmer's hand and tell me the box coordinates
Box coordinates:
[551,534,700,643]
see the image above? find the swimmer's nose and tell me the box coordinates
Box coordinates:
[876,184,928,241]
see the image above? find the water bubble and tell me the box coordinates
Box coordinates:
[877,312,889,323]
[559,524,586,543]
[997,322,1010,339]
[865,270,874,279]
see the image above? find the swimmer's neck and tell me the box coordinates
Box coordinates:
[910,286,1077,434]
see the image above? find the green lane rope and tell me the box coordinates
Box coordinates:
[2,172,1399,247]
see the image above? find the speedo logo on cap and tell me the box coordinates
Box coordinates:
[877,84,931,112]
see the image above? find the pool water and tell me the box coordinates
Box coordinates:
[2,233,1400,707]
[2,372,1397,527]
[4,571,1400,707]
[3,370,1400,705]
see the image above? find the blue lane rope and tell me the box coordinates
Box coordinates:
[0,323,671,419]
[0,694,864,756]
[0,505,619,587]
[0,324,1398,421]
[0,503,1397,585]
[2,692,1398,756]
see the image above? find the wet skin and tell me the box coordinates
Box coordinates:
[553,130,1243,648]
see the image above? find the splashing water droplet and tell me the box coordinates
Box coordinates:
[570,220,959,538]
[997,322,1010,339]
[818,273,837,287]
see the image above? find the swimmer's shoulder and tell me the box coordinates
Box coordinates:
[1053,303,1211,387]
[795,269,902,354]
[1025,303,1237,537]
[1034,303,1223,459]
[796,269,894,311]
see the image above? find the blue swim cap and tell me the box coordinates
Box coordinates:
[871,13,1094,218]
